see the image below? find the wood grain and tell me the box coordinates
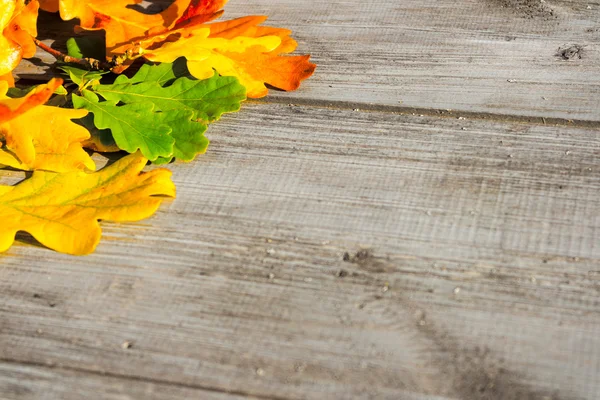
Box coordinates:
[229,0,600,121]
[0,361,251,400]
[1,103,599,399]
[15,0,600,121]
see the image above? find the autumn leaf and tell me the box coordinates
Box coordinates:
[0,0,39,83]
[204,16,298,54]
[0,72,14,86]
[0,153,175,255]
[137,16,315,98]
[0,105,95,172]
[41,0,201,50]
[174,0,228,27]
[40,0,147,33]
[0,78,61,124]
[0,78,93,172]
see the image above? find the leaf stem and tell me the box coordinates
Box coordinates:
[34,38,115,72]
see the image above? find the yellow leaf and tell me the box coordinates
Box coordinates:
[0,0,39,82]
[142,27,282,65]
[0,78,94,172]
[5,0,38,58]
[0,106,95,172]
[0,153,175,255]
[138,15,315,98]
[0,78,61,123]
[206,16,298,54]
[0,72,14,87]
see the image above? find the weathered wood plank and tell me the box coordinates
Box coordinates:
[1,104,599,399]
[226,0,600,121]
[0,361,250,400]
[16,0,600,121]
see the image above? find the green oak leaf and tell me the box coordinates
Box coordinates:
[73,62,223,163]
[77,114,120,153]
[153,110,209,165]
[120,58,192,86]
[93,65,246,122]
[7,84,67,98]
[66,36,106,60]
[72,90,174,161]
[59,65,108,91]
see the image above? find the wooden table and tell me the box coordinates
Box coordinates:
[2,1,599,399]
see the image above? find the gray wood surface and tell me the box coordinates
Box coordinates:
[2,0,600,399]
[226,0,600,121]
[2,104,600,399]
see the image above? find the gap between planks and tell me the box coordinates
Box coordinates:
[254,96,600,130]
[0,357,286,400]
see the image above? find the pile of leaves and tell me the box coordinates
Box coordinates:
[0,0,315,255]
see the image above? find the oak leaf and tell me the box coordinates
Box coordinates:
[40,0,203,50]
[0,0,39,83]
[0,153,175,255]
[0,105,94,172]
[138,16,316,98]
[94,61,246,122]
[174,0,228,27]
[73,90,175,161]
[73,61,242,162]
[0,78,94,172]
[0,78,61,124]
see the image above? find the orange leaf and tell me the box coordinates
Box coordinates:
[192,51,315,98]
[40,0,138,27]
[141,15,316,98]
[0,0,39,82]
[0,72,14,87]
[38,0,59,13]
[0,78,94,172]
[0,78,62,124]
[47,0,204,50]
[175,0,228,26]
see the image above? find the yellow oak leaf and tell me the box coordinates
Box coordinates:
[5,0,38,58]
[0,106,95,172]
[202,16,298,54]
[0,78,61,123]
[0,72,14,87]
[142,27,282,64]
[0,78,94,172]
[0,0,39,83]
[139,15,316,98]
[0,153,175,255]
